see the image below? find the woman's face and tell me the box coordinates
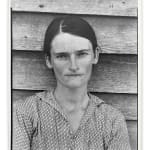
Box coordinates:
[46,33,98,89]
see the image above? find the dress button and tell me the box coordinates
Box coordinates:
[71,135,76,140]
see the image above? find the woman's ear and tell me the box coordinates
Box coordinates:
[92,46,101,64]
[45,55,53,69]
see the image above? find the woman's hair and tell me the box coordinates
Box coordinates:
[43,16,98,57]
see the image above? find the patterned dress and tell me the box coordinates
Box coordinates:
[13,90,131,150]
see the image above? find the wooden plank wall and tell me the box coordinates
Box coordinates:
[11,0,138,150]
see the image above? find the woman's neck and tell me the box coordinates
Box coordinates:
[54,85,89,113]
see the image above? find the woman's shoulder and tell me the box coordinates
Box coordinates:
[90,93,125,121]
[13,90,51,116]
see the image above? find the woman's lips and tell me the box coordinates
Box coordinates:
[65,74,83,76]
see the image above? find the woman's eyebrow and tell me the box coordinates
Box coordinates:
[52,52,69,55]
[52,49,91,55]
[76,49,91,52]
[75,49,91,54]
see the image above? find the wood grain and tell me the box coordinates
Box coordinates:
[127,121,137,150]
[11,0,137,17]
[12,90,137,120]
[12,90,137,150]
[12,12,137,54]
[12,51,137,93]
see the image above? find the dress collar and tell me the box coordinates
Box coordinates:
[35,89,104,110]
[35,89,105,135]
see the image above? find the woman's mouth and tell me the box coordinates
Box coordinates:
[65,74,82,77]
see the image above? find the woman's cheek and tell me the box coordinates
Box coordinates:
[80,57,93,69]
[53,61,66,74]
[84,58,94,77]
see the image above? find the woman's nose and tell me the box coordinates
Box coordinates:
[69,55,79,72]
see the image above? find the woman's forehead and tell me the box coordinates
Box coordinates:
[51,33,92,53]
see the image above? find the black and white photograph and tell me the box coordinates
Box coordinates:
[11,0,138,149]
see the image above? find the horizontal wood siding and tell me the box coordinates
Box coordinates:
[12,51,137,93]
[127,121,137,150]
[11,0,137,17]
[12,12,137,54]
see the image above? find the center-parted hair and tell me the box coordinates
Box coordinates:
[44,16,98,57]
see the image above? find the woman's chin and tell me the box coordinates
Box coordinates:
[56,77,90,89]
[63,81,86,89]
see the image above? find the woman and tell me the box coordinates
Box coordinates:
[13,16,131,150]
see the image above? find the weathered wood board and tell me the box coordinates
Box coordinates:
[127,121,137,150]
[11,0,137,17]
[12,12,137,54]
[12,51,137,93]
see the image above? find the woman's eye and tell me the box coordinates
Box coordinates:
[77,52,88,57]
[56,54,68,59]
